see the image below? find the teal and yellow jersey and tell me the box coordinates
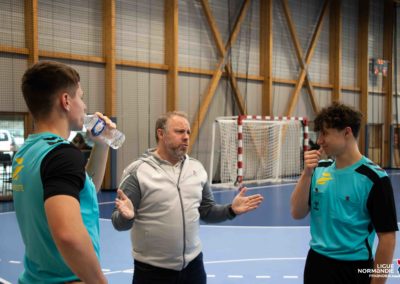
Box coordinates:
[12,132,100,283]
[309,156,398,261]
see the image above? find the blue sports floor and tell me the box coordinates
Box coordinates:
[1,173,400,283]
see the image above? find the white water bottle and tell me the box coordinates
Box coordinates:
[84,114,125,149]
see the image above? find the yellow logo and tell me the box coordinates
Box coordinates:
[316,172,333,185]
[12,157,24,181]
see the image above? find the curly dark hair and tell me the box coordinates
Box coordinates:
[314,102,363,138]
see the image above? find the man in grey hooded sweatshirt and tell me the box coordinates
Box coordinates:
[111,111,264,284]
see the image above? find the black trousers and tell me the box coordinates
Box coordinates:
[304,249,373,284]
[132,252,207,284]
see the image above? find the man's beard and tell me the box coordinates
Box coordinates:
[170,146,187,160]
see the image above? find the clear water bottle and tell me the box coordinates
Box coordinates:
[83,114,125,149]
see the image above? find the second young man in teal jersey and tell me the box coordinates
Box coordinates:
[291,102,398,284]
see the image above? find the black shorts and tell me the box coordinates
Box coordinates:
[304,249,373,284]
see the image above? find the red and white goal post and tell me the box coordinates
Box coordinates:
[209,115,309,186]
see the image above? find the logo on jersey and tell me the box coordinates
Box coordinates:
[316,172,333,185]
[12,157,25,191]
[12,157,24,181]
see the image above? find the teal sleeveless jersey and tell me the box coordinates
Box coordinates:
[309,156,391,261]
[12,132,100,283]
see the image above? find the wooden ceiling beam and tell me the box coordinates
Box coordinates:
[200,0,246,115]
[24,0,38,66]
[329,0,342,102]
[281,0,320,114]
[285,0,330,117]
[165,0,179,111]
[102,0,116,189]
[260,0,273,116]
[383,0,395,166]
[189,0,251,151]
[358,0,370,155]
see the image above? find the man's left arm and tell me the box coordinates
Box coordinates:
[367,175,398,283]
[199,182,263,222]
[199,181,234,223]
[371,232,396,284]
[86,143,109,191]
[85,113,114,191]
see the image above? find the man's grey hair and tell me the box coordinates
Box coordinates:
[155,111,189,143]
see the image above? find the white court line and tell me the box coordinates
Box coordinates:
[256,275,271,279]
[228,275,243,278]
[0,277,12,284]
[101,258,306,276]
[9,260,21,264]
[212,183,296,193]
[0,211,16,215]
[104,270,124,275]
[99,201,115,205]
[205,257,306,264]
[103,268,133,275]
[102,268,111,272]
[100,218,112,221]
[283,275,299,279]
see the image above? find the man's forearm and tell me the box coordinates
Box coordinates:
[86,143,109,191]
[111,209,134,230]
[55,232,107,284]
[290,172,311,219]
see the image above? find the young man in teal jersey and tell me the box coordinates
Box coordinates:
[12,61,114,283]
[291,102,398,284]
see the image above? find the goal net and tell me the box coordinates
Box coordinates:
[209,115,308,186]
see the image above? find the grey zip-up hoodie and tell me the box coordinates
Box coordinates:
[111,148,235,270]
